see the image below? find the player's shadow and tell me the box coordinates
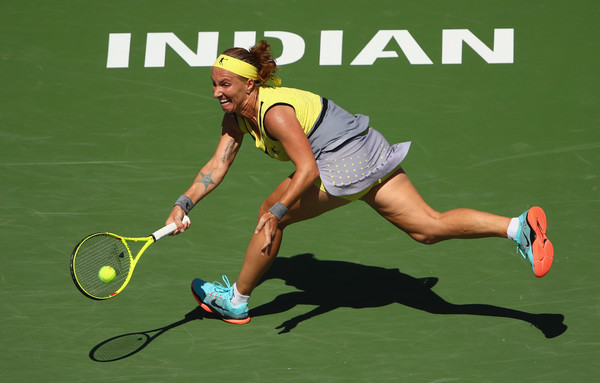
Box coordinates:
[250,253,567,338]
[89,307,207,362]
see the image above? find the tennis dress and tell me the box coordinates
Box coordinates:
[234,86,411,199]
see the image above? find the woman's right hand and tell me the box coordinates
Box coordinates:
[166,206,191,235]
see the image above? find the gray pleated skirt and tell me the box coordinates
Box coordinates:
[315,128,411,200]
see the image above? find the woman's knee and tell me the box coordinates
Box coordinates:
[406,210,458,245]
[408,232,443,245]
[402,211,447,245]
[258,198,271,217]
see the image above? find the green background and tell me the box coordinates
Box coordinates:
[2,0,598,381]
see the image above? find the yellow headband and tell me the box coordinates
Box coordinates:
[213,54,282,87]
[214,54,259,80]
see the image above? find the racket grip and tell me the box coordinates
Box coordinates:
[152,215,191,241]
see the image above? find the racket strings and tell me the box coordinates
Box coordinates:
[72,234,131,298]
[90,333,150,361]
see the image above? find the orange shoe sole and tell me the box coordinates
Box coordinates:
[527,206,554,277]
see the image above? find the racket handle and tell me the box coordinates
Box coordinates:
[152,215,191,241]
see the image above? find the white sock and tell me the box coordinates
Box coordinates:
[506,217,519,242]
[231,283,250,307]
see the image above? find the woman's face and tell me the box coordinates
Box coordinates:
[211,66,252,113]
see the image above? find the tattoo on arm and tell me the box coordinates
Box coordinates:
[221,138,236,164]
[196,171,216,191]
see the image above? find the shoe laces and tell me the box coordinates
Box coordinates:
[212,275,233,295]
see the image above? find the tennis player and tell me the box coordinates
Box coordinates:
[165,40,554,325]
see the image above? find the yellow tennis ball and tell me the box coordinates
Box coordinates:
[98,266,116,283]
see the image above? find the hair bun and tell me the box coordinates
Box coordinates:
[221,40,279,85]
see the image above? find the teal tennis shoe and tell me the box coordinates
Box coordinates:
[515,206,554,277]
[191,275,250,324]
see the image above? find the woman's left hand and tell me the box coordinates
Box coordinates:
[254,211,279,256]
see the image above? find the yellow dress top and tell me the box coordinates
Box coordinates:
[235,86,323,161]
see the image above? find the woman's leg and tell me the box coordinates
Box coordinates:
[361,168,511,244]
[235,176,351,295]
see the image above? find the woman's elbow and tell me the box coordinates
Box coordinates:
[307,163,320,182]
[295,162,320,183]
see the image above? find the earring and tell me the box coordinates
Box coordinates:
[246,90,251,94]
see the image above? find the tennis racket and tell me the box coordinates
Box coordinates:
[70,216,191,300]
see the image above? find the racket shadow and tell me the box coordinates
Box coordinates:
[89,306,206,362]
[250,253,567,338]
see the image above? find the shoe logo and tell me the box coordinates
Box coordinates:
[211,299,225,311]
